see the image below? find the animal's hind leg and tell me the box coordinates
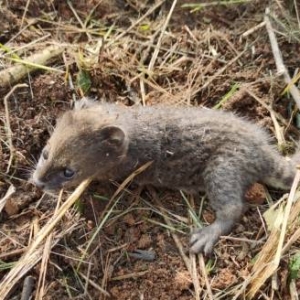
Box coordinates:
[190,166,248,255]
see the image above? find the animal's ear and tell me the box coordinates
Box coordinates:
[74,97,98,110]
[99,126,126,147]
[54,111,73,129]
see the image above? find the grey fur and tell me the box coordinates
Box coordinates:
[32,99,298,255]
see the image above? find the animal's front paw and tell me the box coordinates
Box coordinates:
[189,225,221,255]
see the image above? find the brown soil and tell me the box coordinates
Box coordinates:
[0,1,300,299]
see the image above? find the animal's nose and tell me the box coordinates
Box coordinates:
[31,177,45,190]
[35,180,45,190]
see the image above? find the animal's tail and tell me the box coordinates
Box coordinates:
[263,150,299,190]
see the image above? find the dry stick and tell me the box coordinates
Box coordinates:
[78,272,110,297]
[148,0,178,72]
[282,191,300,254]
[187,195,211,300]
[101,255,112,299]
[106,0,166,47]
[0,184,16,213]
[282,227,300,253]
[190,255,201,300]
[0,179,92,300]
[20,0,31,29]
[130,72,174,98]
[184,25,199,43]
[0,44,65,88]
[8,19,37,44]
[147,188,204,300]
[290,280,298,300]
[35,233,53,300]
[198,255,214,300]
[0,247,27,260]
[214,31,240,58]
[185,195,201,300]
[10,34,53,56]
[83,1,104,29]
[265,9,300,110]
[3,84,28,173]
[149,188,191,270]
[247,168,300,298]
[78,162,153,270]
[294,0,300,28]
[245,87,289,126]
[241,21,266,39]
[196,49,247,95]
[139,78,146,106]
[84,262,92,296]
[246,88,286,146]
[67,0,92,41]
[110,270,149,281]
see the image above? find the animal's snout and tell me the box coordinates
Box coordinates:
[33,178,45,190]
[31,172,46,190]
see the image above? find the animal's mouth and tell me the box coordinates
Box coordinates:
[30,175,62,194]
[42,188,61,196]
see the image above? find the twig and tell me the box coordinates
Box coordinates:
[0,246,27,260]
[35,233,53,300]
[148,188,191,269]
[149,189,210,300]
[294,0,300,29]
[190,254,201,300]
[0,179,91,299]
[0,44,65,88]
[67,0,92,41]
[148,0,178,72]
[110,270,149,281]
[199,255,214,300]
[245,88,286,147]
[3,84,28,173]
[274,171,300,264]
[20,0,31,29]
[8,19,37,44]
[196,48,247,94]
[78,271,110,297]
[241,21,266,39]
[107,0,166,47]
[222,235,265,245]
[247,168,300,298]
[265,8,300,110]
[0,184,16,213]
[78,162,153,269]
[139,78,146,106]
[184,25,199,43]
[289,280,298,300]
[282,226,300,254]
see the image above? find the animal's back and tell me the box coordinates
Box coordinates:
[118,105,289,192]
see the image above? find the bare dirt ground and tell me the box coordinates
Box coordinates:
[0,0,300,299]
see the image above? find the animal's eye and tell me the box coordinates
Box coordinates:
[63,168,75,178]
[42,149,49,160]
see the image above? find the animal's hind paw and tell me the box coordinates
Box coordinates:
[189,225,221,256]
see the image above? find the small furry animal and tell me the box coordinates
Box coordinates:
[32,98,299,255]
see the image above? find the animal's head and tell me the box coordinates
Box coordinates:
[32,103,128,192]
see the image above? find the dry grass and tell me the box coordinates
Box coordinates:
[0,179,92,299]
[0,0,300,299]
